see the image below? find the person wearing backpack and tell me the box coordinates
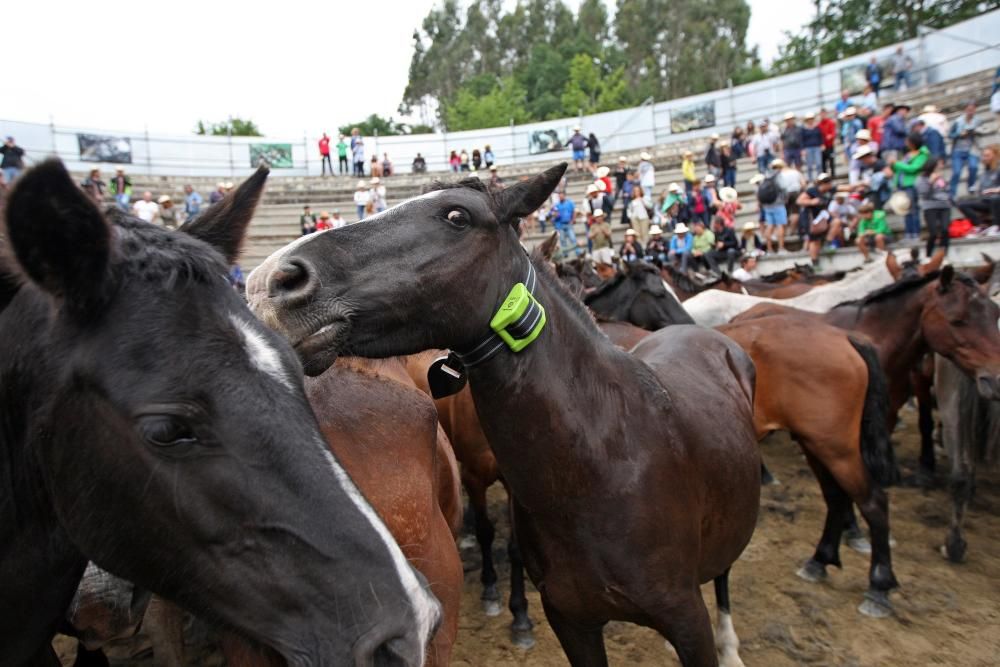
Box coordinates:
[758,160,788,254]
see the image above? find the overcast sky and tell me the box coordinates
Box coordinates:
[3,0,814,137]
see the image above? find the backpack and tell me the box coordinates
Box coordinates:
[757,175,779,205]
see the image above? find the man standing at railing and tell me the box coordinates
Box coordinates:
[892,47,913,92]
[1,137,25,184]
[318,133,333,177]
[866,57,884,98]
[949,101,981,197]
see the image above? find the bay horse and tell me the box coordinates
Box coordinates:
[717,317,899,616]
[249,164,762,667]
[0,161,438,666]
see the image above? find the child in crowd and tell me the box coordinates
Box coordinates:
[681,150,697,196]
[856,201,892,261]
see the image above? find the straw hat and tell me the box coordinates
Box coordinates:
[489,165,498,171]
[640,151,652,161]
[224,182,234,190]
[673,223,690,234]
[817,172,833,183]
[770,158,786,169]
[749,174,765,185]
[116,167,125,172]
[888,191,912,215]
[742,221,759,232]
[852,145,874,160]
[719,187,738,203]
[593,209,605,218]
[573,125,582,131]
[711,133,720,141]
[783,111,796,121]
[668,182,681,194]
[157,195,171,204]
[649,224,663,235]
[319,211,330,219]
[592,247,615,266]
[683,150,694,158]
[356,180,366,189]
[618,155,627,162]
[839,106,857,119]
[596,166,610,177]
[625,228,637,236]
[804,111,816,120]
[586,184,599,195]
[704,174,716,183]
[855,129,872,141]
[922,104,939,113]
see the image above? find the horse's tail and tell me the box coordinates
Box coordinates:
[849,335,899,487]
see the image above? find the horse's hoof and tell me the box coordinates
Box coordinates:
[943,538,967,564]
[481,584,502,617]
[458,535,477,550]
[858,590,893,618]
[845,534,872,554]
[760,470,780,486]
[796,559,827,583]
[510,628,536,650]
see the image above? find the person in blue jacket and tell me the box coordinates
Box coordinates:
[668,223,694,273]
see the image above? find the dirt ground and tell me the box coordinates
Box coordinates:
[56,410,1000,666]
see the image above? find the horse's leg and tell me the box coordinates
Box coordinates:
[540,598,608,667]
[853,482,898,618]
[943,449,974,564]
[506,525,535,648]
[649,588,719,667]
[467,479,501,616]
[145,596,185,667]
[713,569,745,667]
[796,451,851,583]
[915,380,936,486]
[760,460,778,486]
[72,644,110,667]
[842,506,871,554]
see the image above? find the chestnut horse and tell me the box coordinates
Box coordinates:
[251,164,762,667]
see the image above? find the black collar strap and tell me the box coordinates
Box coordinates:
[455,260,543,368]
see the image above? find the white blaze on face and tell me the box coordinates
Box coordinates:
[230,315,294,391]
[321,448,440,658]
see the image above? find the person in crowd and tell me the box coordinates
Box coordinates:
[110,167,133,211]
[703,174,721,216]
[775,158,805,237]
[752,119,779,173]
[352,136,366,177]
[157,195,178,229]
[350,127,361,151]
[337,135,349,174]
[595,166,613,198]
[459,149,470,172]
[660,183,686,230]
[229,263,245,293]
[708,215,739,273]
[590,247,616,281]
[827,190,859,247]
[133,191,159,223]
[184,184,202,221]
[1,136,25,184]
[551,191,578,255]
[471,148,482,171]
[848,129,878,185]
[369,177,387,214]
[716,186,742,228]
[800,112,823,182]
[569,126,588,174]
[638,151,655,207]
[730,126,746,158]
[835,89,853,121]
[587,209,612,251]
[859,84,878,113]
[949,101,981,196]
[758,159,788,254]
[449,150,461,172]
[856,201,892,261]
[892,131,931,240]
[645,225,669,265]
[918,104,948,137]
[382,153,394,177]
[818,108,838,178]
[839,107,862,167]
[881,103,911,162]
[369,156,383,178]
[893,46,913,91]
[705,133,721,178]
[224,181,235,193]
[781,112,803,169]
[582,184,603,251]
[797,172,835,262]
[618,169,635,227]
[917,158,952,257]
[738,221,765,257]
[688,178,710,226]
[300,205,317,235]
[911,118,945,162]
[619,227,643,263]
[319,132,333,177]
[327,209,346,230]
[627,185,650,235]
[612,156,630,205]
[720,142,736,188]
[867,103,892,150]
[858,105,873,131]
[850,145,892,210]
[489,165,504,188]
[412,153,427,174]
[732,254,758,281]
[866,56,884,97]
[681,149,697,196]
[315,211,333,232]
[588,133,602,172]
[483,144,495,168]
[668,223,693,272]
[354,181,369,221]
[81,169,105,204]
[956,143,1000,227]
[690,219,716,272]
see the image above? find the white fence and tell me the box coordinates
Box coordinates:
[3,10,999,178]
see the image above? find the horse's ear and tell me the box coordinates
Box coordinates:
[532,232,559,263]
[938,264,955,292]
[496,163,567,226]
[180,166,269,263]
[885,252,902,280]
[922,248,946,275]
[4,159,111,314]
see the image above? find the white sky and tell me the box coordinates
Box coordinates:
[3,0,814,137]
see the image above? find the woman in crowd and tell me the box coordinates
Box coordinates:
[484,145,495,168]
[891,131,930,240]
[588,133,602,172]
[917,158,952,257]
[472,148,482,171]
[449,150,461,172]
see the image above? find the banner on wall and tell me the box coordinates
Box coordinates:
[669,101,716,134]
[77,134,133,164]
[249,143,293,168]
[528,128,568,155]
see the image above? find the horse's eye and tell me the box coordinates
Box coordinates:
[137,415,198,449]
[446,210,469,228]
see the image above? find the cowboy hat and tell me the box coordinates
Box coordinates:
[804,111,816,120]
[888,191,912,215]
[704,174,716,183]
[370,177,381,184]
[816,172,833,182]
[596,166,610,177]
[710,133,720,140]
[640,151,652,161]
[742,221,759,232]
[618,155,627,162]
[852,145,874,160]
[625,228,637,236]
[719,187,738,203]
[592,247,615,266]
[224,181,234,189]
[319,211,330,218]
[922,104,939,113]
[593,209,605,218]
[573,125,582,131]
[783,111,796,121]
[157,195,171,204]
[673,223,690,234]
[668,182,681,193]
[749,174,765,185]
[770,158,786,169]
[586,184,599,195]
[489,165,497,171]
[356,180,367,188]
[649,225,663,235]
[683,150,694,157]
[855,129,872,141]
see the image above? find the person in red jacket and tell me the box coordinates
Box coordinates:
[818,108,838,179]
[318,133,333,177]
[866,103,892,151]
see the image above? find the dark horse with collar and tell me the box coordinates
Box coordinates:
[0,161,439,666]
[249,164,761,667]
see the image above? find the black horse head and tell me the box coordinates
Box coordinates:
[584,261,694,330]
[1,160,438,665]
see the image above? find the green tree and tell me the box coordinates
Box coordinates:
[443,77,532,131]
[338,114,427,137]
[195,117,262,136]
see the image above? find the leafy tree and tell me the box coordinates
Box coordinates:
[195,117,262,136]
[338,114,425,137]
[443,77,532,131]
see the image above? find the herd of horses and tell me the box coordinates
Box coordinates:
[2,161,999,667]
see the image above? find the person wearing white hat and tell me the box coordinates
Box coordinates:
[645,224,669,264]
[354,180,370,221]
[619,227,645,263]
[668,222,693,272]
[591,247,616,279]
[369,176,387,214]
[569,126,588,173]
[156,194,179,229]
[738,221,764,258]
[612,157,631,209]
[848,128,879,185]
[588,209,613,251]
[781,111,804,171]
[840,106,863,170]
[917,104,947,138]
[638,152,655,208]
[752,117,780,174]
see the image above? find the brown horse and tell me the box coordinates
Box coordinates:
[250,164,762,667]
[717,317,898,616]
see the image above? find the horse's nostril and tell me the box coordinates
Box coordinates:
[269,259,313,300]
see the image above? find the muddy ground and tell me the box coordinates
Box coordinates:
[56,411,1000,666]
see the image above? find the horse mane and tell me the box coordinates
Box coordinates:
[533,254,603,335]
[425,177,504,205]
[661,263,722,293]
[760,267,793,283]
[833,269,977,310]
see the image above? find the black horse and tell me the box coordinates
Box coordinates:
[0,161,438,666]
[250,164,761,667]
[583,261,694,329]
